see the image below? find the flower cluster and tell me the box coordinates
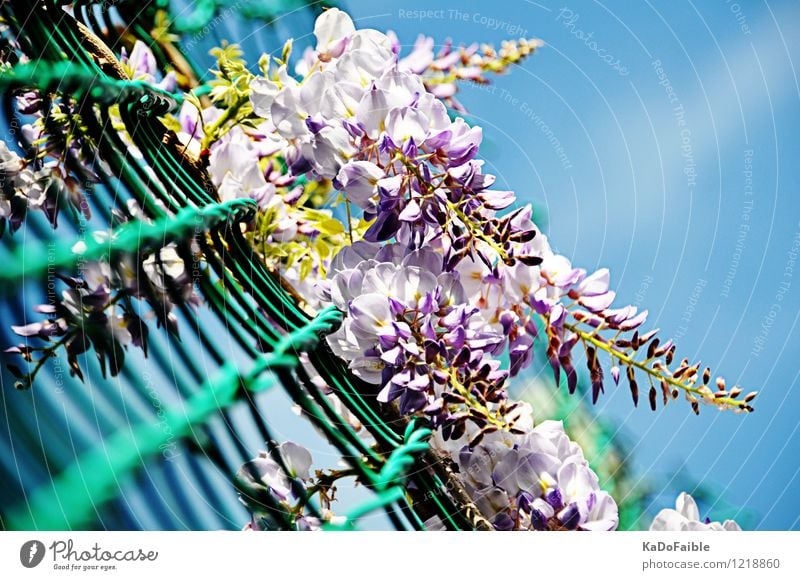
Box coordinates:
[240,9,752,428]
[0,106,91,235]
[6,205,199,385]
[432,410,618,531]
[246,10,538,267]
[2,6,756,533]
[0,31,121,236]
[649,492,741,531]
[292,24,542,113]
[389,33,543,112]
[120,40,177,92]
[237,441,344,531]
[319,241,517,437]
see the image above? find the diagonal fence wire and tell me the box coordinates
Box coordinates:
[0,0,486,531]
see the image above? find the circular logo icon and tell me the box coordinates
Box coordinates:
[20,540,46,568]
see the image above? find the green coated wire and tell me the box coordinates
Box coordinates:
[1,1,483,531]
[0,198,255,286]
[6,307,343,530]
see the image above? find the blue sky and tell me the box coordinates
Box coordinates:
[340,0,800,529]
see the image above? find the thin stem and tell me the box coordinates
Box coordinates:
[564,321,742,410]
[344,198,354,245]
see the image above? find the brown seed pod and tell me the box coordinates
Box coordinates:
[629,378,639,408]
[647,338,660,360]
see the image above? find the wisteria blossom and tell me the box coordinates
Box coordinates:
[432,410,618,531]
[649,492,741,532]
[5,205,200,385]
[121,40,177,92]
[1,6,757,533]
[0,128,87,234]
[220,9,754,454]
[237,441,344,531]
[319,241,515,435]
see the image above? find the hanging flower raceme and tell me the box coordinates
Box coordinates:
[2,5,759,533]
[319,241,517,436]
[649,492,741,531]
[5,206,201,386]
[169,12,760,523]
[246,9,540,273]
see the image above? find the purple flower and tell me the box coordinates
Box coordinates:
[431,418,618,531]
[121,41,158,82]
[335,161,385,210]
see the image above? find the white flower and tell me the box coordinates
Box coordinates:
[530,420,586,463]
[218,166,275,209]
[319,81,363,120]
[355,85,390,140]
[271,72,334,140]
[15,167,50,209]
[125,40,157,81]
[0,141,23,177]
[334,48,394,87]
[386,106,429,146]
[349,29,393,54]
[348,292,392,345]
[249,75,282,118]
[336,160,385,209]
[237,441,313,502]
[143,245,186,290]
[278,441,313,479]
[1,195,11,219]
[582,491,619,531]
[375,69,427,109]
[301,125,354,178]
[208,127,260,185]
[650,492,742,531]
[314,8,355,60]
